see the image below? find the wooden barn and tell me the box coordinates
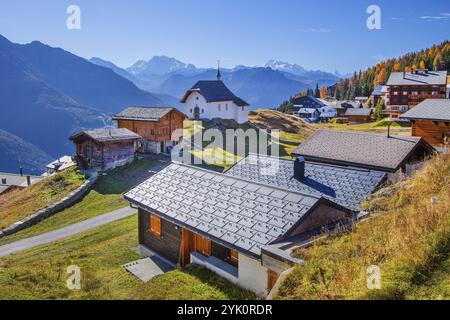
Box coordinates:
[345,108,372,123]
[69,128,141,170]
[113,107,186,154]
[401,99,450,146]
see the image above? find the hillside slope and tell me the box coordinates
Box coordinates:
[276,154,450,300]
[0,129,52,174]
[0,34,166,172]
[0,167,86,229]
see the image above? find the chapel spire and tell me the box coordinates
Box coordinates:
[217,60,221,81]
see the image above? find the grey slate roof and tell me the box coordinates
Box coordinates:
[124,162,339,257]
[292,129,426,172]
[70,128,141,143]
[345,108,372,116]
[292,96,328,109]
[113,107,178,121]
[387,71,447,86]
[224,154,386,211]
[180,80,249,106]
[400,99,450,121]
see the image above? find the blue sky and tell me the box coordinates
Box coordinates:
[0,0,449,73]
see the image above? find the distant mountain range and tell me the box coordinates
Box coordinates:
[90,55,340,108]
[0,34,166,174]
[0,34,340,173]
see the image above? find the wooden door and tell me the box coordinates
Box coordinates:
[180,229,211,266]
[181,228,191,266]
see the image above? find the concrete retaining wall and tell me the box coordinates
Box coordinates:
[0,171,98,238]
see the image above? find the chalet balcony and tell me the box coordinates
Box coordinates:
[386,106,409,113]
[408,93,446,102]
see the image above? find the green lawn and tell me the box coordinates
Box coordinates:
[0,157,162,246]
[313,119,412,136]
[0,215,256,300]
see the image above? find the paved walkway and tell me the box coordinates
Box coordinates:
[0,206,136,258]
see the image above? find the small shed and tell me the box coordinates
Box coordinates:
[400,99,450,146]
[345,108,372,123]
[69,128,141,170]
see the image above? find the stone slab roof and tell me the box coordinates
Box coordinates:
[224,154,386,211]
[400,99,450,121]
[113,107,178,121]
[345,108,372,116]
[70,128,141,143]
[387,71,447,86]
[124,162,345,257]
[292,129,426,172]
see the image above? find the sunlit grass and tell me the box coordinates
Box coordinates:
[277,154,450,300]
[0,168,86,229]
[0,215,256,300]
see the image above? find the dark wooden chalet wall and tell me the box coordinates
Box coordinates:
[75,139,136,170]
[76,139,103,169]
[117,110,185,143]
[388,85,447,107]
[412,120,450,146]
[101,141,136,169]
[212,242,232,263]
[138,208,182,264]
[347,115,371,123]
[288,203,347,236]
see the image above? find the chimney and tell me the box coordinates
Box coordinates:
[294,157,305,181]
[26,175,31,186]
[20,166,23,176]
[387,121,395,138]
[1,177,6,185]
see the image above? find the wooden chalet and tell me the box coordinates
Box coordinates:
[292,129,434,180]
[125,154,387,296]
[69,128,141,170]
[344,107,372,123]
[386,70,448,119]
[401,99,450,146]
[113,107,186,154]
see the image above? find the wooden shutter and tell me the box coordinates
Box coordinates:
[194,234,211,256]
[267,269,280,292]
[150,215,161,237]
[230,250,239,267]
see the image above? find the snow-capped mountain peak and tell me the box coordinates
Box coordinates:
[265,59,307,75]
[127,55,196,76]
